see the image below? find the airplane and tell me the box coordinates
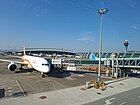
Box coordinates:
[89,50,106,61]
[0,52,6,56]
[0,47,51,77]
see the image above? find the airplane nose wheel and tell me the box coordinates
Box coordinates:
[41,72,45,77]
[41,72,47,78]
[42,74,45,78]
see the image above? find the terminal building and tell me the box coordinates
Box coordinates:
[4,48,140,60]
[17,48,76,58]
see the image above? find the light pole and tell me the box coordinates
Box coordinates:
[97,8,109,81]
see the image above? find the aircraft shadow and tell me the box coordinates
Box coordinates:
[129,73,140,78]
[15,69,33,73]
[64,70,97,75]
[48,69,71,78]
[48,69,97,78]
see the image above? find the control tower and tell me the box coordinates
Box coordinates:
[124,40,129,52]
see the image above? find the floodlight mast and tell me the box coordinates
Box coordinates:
[97,8,109,82]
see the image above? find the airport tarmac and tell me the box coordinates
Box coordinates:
[0,56,140,105]
[0,76,140,105]
[0,55,112,98]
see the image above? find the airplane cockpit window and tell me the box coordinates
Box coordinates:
[42,64,49,66]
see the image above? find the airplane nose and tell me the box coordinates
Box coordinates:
[45,66,50,73]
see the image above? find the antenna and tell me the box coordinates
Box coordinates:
[23,46,26,55]
[101,0,104,8]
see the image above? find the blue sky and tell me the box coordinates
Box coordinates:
[0,0,140,52]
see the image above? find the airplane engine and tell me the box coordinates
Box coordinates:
[8,62,17,71]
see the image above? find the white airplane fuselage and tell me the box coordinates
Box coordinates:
[22,55,50,73]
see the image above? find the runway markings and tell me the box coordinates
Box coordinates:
[0,79,17,97]
[6,86,13,96]
[119,102,127,105]
[7,87,12,90]
[8,90,13,93]
[0,80,15,86]
[0,81,16,87]
[65,77,75,80]
[0,79,15,88]
[78,74,84,77]
[104,97,116,105]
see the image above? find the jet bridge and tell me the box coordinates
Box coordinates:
[105,55,140,78]
[114,58,140,68]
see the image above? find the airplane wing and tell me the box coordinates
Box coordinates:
[0,59,28,65]
[8,55,22,59]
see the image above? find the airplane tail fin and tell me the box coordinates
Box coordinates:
[89,50,97,60]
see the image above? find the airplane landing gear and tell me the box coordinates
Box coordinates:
[41,72,48,78]
[19,64,24,70]
[42,74,45,78]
